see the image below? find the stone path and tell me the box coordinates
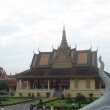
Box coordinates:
[2,98,53,110]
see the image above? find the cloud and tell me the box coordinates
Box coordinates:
[0,0,110,74]
[0,25,20,36]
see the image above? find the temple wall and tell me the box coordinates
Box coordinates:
[16,78,101,98]
[70,78,96,90]
[70,79,74,90]
[90,79,95,89]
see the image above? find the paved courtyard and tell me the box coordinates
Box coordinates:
[1,98,53,110]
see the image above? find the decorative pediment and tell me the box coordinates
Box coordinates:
[52,48,73,68]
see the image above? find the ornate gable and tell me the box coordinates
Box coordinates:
[52,48,73,68]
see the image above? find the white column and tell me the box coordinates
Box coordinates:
[33,82,34,89]
[27,81,29,91]
[70,79,74,91]
[16,81,19,92]
[19,79,22,89]
[48,80,50,91]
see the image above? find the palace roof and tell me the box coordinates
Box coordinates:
[15,27,99,79]
[15,66,99,79]
[30,27,98,68]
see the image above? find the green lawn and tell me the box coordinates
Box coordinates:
[0,97,37,106]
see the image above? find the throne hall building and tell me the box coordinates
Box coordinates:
[15,27,106,98]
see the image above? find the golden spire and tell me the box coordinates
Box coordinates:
[60,25,69,48]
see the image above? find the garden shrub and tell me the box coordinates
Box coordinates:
[75,93,86,103]
[19,92,22,97]
[31,93,34,99]
[66,93,72,102]
[0,98,1,104]
[46,92,50,97]
[89,93,93,102]
[61,94,64,99]
[28,93,31,97]
[78,101,81,109]
[37,93,40,98]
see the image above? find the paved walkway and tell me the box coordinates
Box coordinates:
[1,98,54,110]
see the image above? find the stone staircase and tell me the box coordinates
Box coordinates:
[53,90,62,98]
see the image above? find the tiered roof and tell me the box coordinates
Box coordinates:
[31,27,97,68]
[16,27,99,79]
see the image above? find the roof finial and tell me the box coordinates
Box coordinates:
[60,25,69,48]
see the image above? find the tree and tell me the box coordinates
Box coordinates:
[0,82,9,91]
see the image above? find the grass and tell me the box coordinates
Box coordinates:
[0,97,37,106]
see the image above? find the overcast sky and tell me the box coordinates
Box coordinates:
[0,0,110,75]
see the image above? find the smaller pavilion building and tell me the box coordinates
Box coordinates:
[0,67,16,94]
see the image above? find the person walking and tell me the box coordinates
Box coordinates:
[51,104,54,110]
[30,104,34,110]
[33,105,38,110]
[57,101,61,110]
[61,102,65,110]
[72,103,75,110]
[43,104,46,110]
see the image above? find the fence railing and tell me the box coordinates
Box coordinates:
[64,89,105,93]
[18,89,54,92]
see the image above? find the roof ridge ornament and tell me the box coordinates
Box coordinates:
[38,47,40,53]
[97,45,98,52]
[90,44,92,50]
[74,43,77,49]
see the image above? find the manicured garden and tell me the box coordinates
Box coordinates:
[32,93,97,109]
[42,98,87,109]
